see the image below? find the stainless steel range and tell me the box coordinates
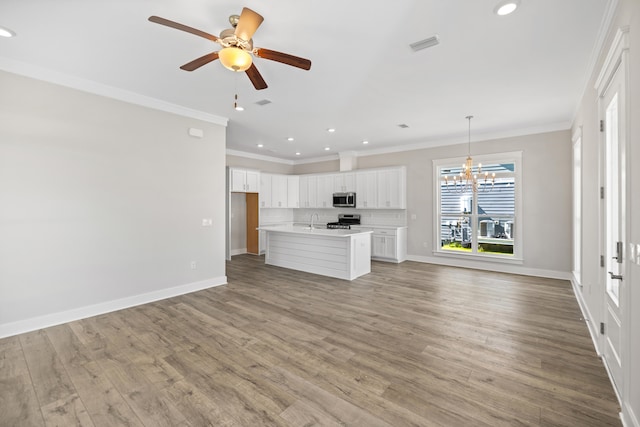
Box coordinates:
[327,213,361,229]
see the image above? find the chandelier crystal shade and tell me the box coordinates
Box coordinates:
[442,116,495,193]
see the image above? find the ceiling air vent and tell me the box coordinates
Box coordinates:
[255,99,272,106]
[398,124,410,129]
[409,35,440,52]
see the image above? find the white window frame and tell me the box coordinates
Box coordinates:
[433,151,523,263]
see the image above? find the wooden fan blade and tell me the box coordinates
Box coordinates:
[148,16,219,42]
[255,48,312,70]
[180,52,219,71]
[246,64,268,90]
[234,7,264,41]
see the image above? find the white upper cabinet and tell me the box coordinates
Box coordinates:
[316,175,334,208]
[299,175,318,208]
[333,173,356,193]
[355,170,378,208]
[271,174,288,208]
[287,176,300,208]
[259,173,272,208]
[230,168,259,193]
[257,167,405,210]
[376,167,406,209]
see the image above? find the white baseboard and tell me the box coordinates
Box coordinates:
[230,248,247,256]
[406,254,572,280]
[0,276,227,339]
[622,402,639,427]
[570,276,602,356]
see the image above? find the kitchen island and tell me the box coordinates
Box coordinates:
[258,225,373,280]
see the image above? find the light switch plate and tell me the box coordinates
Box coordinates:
[629,243,636,262]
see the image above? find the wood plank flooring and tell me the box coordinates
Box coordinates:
[0,256,621,426]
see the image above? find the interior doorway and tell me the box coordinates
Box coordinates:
[597,29,628,401]
[230,192,259,256]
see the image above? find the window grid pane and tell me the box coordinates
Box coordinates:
[438,161,517,259]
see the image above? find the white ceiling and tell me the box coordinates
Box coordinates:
[0,0,612,162]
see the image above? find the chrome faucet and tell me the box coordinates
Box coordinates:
[310,212,319,229]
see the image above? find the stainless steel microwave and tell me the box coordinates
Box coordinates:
[333,192,356,208]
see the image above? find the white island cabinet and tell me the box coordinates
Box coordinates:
[258,225,373,280]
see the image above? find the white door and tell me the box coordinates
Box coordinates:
[601,63,626,395]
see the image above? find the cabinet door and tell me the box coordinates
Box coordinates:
[287,176,299,208]
[383,236,397,258]
[299,176,310,208]
[260,174,272,208]
[316,175,334,208]
[356,171,377,208]
[230,169,246,192]
[271,175,287,208]
[372,235,386,257]
[333,173,357,192]
[245,170,259,192]
[343,173,356,192]
[377,168,406,209]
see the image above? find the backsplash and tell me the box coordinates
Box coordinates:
[293,209,407,227]
[259,208,294,225]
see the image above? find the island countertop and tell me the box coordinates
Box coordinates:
[257,224,373,237]
[258,224,372,280]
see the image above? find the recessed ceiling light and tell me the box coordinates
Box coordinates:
[327,128,336,133]
[324,147,330,151]
[362,140,369,145]
[494,0,520,16]
[235,105,244,111]
[257,144,264,148]
[295,152,301,156]
[0,26,16,38]
[287,137,294,141]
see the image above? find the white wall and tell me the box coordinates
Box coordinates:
[572,0,640,425]
[354,131,572,276]
[0,71,228,337]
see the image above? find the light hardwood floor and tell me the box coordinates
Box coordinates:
[0,256,621,426]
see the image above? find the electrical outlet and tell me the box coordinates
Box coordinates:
[190,261,197,270]
[423,242,428,248]
[411,214,417,220]
[202,218,213,226]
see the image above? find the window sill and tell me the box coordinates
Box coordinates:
[432,250,524,265]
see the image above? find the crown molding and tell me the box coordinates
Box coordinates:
[225,121,570,166]
[226,149,295,165]
[571,0,620,121]
[0,56,228,126]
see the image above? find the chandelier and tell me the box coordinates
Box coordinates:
[443,115,495,193]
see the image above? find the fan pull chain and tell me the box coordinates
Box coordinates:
[234,74,244,111]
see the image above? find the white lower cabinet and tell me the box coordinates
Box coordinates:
[367,227,407,263]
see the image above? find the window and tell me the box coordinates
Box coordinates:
[434,152,522,261]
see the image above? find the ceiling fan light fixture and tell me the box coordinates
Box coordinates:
[219,47,252,72]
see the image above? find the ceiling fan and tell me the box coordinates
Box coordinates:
[148,7,312,90]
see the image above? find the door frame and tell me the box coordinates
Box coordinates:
[595,26,629,406]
